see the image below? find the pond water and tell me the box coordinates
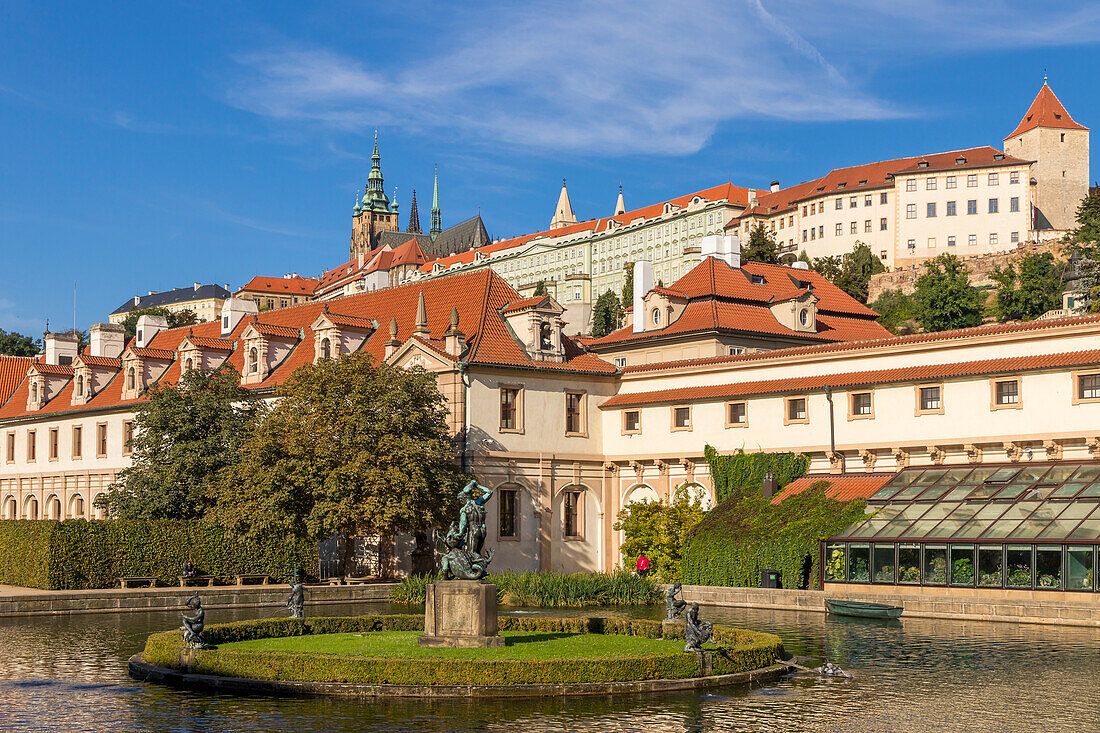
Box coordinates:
[2,600,1098,732]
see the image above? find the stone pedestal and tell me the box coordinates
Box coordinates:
[418,580,505,647]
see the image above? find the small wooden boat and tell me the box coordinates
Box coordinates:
[825,599,903,619]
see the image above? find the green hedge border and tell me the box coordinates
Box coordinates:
[143,614,783,686]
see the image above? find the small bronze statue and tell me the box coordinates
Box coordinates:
[665,582,688,620]
[436,480,495,580]
[181,594,209,649]
[287,578,305,619]
[683,602,714,653]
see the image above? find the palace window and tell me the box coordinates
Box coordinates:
[835,198,843,210]
[127,367,136,390]
[1011,232,1019,243]
[880,218,888,231]
[994,379,1019,406]
[880,192,889,204]
[248,348,259,374]
[926,178,937,190]
[864,195,872,206]
[850,196,858,208]
[1010,171,1020,184]
[917,385,943,414]
[967,200,977,215]
[948,236,956,247]
[97,423,108,458]
[851,392,873,417]
[1010,197,1019,212]
[908,239,916,250]
[988,172,999,185]
[5,432,14,462]
[75,374,84,397]
[321,338,331,359]
[499,387,521,431]
[836,223,843,236]
[123,420,134,456]
[623,410,640,433]
[946,201,956,216]
[785,397,807,424]
[864,220,872,233]
[969,234,977,246]
[946,176,956,189]
[672,406,692,431]
[27,430,36,461]
[967,174,977,187]
[1077,374,1100,401]
[498,488,518,539]
[906,204,916,219]
[565,392,585,435]
[49,428,59,461]
[906,180,917,192]
[563,491,582,539]
[989,198,999,214]
[850,221,857,234]
[727,401,747,426]
[72,426,82,459]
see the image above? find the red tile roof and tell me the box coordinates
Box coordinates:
[237,275,320,296]
[601,348,1100,409]
[1005,83,1088,139]
[185,336,235,351]
[621,313,1100,375]
[0,356,34,406]
[78,355,123,368]
[131,347,176,360]
[773,474,895,504]
[248,320,301,339]
[31,362,75,377]
[322,310,376,330]
[587,257,886,348]
[0,270,614,421]
[500,296,550,314]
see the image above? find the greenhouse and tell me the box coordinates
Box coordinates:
[822,463,1100,592]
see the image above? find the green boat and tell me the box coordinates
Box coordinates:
[825,599,903,619]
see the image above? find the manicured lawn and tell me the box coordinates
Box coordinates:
[220,631,686,659]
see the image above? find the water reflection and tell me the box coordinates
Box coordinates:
[2,601,1098,732]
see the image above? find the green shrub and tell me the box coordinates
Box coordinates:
[704,446,809,504]
[681,481,869,590]
[142,614,784,685]
[0,519,316,589]
[613,490,707,582]
[390,571,660,607]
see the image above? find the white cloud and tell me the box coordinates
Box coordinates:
[223,0,1099,156]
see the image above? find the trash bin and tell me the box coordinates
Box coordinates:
[761,569,781,588]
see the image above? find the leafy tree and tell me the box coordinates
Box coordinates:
[868,288,917,334]
[216,353,466,571]
[613,488,708,583]
[99,365,256,520]
[1064,190,1100,312]
[912,253,984,332]
[990,252,1064,321]
[621,264,634,306]
[0,329,41,356]
[834,242,887,303]
[122,307,200,340]
[61,328,88,352]
[809,255,841,282]
[532,280,548,297]
[1066,189,1100,248]
[591,289,623,337]
[742,222,779,264]
[796,250,811,265]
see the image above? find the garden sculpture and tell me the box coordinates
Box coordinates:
[436,480,495,580]
[180,594,209,649]
[287,579,306,619]
[683,602,714,652]
[665,582,687,620]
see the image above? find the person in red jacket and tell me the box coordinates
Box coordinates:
[635,554,651,577]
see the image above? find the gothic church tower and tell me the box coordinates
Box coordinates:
[350,133,400,260]
[1003,80,1090,232]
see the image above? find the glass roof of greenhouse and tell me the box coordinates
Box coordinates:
[831,463,1100,544]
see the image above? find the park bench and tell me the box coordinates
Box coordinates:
[178,575,216,588]
[119,576,158,588]
[233,573,272,586]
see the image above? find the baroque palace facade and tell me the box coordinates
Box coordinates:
[411,82,1088,333]
[4,238,1100,577]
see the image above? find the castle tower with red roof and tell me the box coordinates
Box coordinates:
[1003,79,1090,232]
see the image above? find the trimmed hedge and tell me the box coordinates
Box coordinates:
[0,519,316,589]
[143,614,783,686]
[391,570,661,607]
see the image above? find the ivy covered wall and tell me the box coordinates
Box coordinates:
[704,445,809,504]
[0,520,316,589]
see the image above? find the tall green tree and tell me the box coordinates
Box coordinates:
[912,253,984,332]
[1064,190,1100,313]
[1066,189,1100,248]
[99,365,256,520]
[621,264,634,306]
[835,242,887,303]
[742,222,779,264]
[591,289,623,337]
[216,354,465,565]
[122,307,200,340]
[809,255,841,282]
[990,252,1064,322]
[532,280,548,297]
[869,288,917,334]
[0,329,41,356]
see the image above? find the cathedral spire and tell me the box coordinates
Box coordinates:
[407,189,422,233]
[550,178,577,229]
[364,131,390,212]
[430,167,442,239]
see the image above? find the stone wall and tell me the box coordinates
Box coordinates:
[867,238,1066,302]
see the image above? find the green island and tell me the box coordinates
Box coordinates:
[140,614,784,688]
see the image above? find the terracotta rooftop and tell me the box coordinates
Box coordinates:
[773,474,895,504]
[600,347,1100,409]
[184,336,235,351]
[237,275,320,297]
[0,356,35,404]
[1005,83,1088,139]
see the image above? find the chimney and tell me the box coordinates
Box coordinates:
[220,297,259,336]
[135,314,168,348]
[44,331,79,366]
[700,234,741,268]
[761,471,778,500]
[89,323,125,359]
[631,260,654,334]
[770,180,780,193]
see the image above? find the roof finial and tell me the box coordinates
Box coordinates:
[389,316,398,339]
[449,306,459,330]
[1043,69,1048,85]
[414,290,429,336]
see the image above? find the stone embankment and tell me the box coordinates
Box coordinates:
[679,584,1100,628]
[0,583,398,617]
[868,238,1065,301]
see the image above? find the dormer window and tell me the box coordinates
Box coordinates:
[540,322,553,351]
[956,157,967,165]
[918,161,929,168]
[321,338,332,359]
[126,367,136,391]
[184,357,194,372]
[750,274,766,285]
[652,308,662,326]
[30,382,38,404]
[248,348,259,374]
[799,308,810,327]
[994,153,1005,160]
[75,375,84,397]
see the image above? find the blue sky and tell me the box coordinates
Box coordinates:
[2,1,1098,334]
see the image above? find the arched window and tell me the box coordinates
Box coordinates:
[30,382,38,403]
[75,374,84,397]
[321,338,331,359]
[652,308,661,326]
[184,357,194,372]
[127,367,136,390]
[539,322,553,350]
[248,348,259,374]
